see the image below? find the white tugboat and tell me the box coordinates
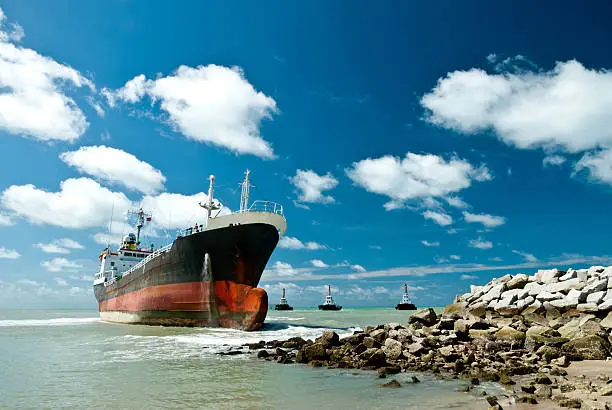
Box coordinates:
[318,285,342,311]
[274,288,293,311]
[395,283,417,310]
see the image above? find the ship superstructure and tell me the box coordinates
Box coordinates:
[274,288,293,311]
[395,283,417,310]
[93,171,286,331]
[318,285,342,311]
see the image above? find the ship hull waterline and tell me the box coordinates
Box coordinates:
[94,223,279,331]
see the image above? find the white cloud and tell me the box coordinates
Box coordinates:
[40,257,83,273]
[54,277,68,286]
[310,259,329,268]
[574,148,612,185]
[269,261,297,276]
[422,210,453,226]
[0,213,13,226]
[34,238,83,254]
[346,152,491,210]
[490,257,503,262]
[445,196,468,209]
[0,247,20,259]
[449,255,461,260]
[460,274,477,280]
[422,59,612,154]
[369,245,382,250]
[543,155,566,167]
[421,240,440,247]
[512,249,538,262]
[468,238,493,250]
[278,236,325,250]
[290,170,338,204]
[463,211,506,228]
[351,264,366,272]
[60,146,166,194]
[106,65,278,158]
[0,8,93,142]
[1,178,132,229]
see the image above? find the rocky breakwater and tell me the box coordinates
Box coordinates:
[248,266,612,408]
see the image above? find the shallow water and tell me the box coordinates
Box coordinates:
[0,308,504,409]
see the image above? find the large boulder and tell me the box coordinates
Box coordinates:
[561,335,610,360]
[493,326,525,346]
[442,302,468,319]
[369,329,388,344]
[381,338,403,360]
[583,279,607,293]
[359,348,387,367]
[302,343,328,361]
[408,308,438,327]
[315,330,340,348]
[506,273,529,290]
[601,311,612,329]
[586,291,606,304]
[482,284,505,302]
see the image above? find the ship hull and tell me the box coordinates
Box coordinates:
[395,303,417,310]
[274,305,293,311]
[94,223,279,331]
[318,305,342,311]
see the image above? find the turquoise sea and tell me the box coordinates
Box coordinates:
[0,308,506,409]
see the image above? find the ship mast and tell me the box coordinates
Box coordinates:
[199,175,220,220]
[404,283,408,295]
[239,170,251,212]
[282,287,286,299]
[127,207,150,245]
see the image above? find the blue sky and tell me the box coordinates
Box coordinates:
[1,1,612,308]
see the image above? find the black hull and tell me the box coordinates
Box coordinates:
[94,223,280,303]
[318,305,342,311]
[274,305,294,311]
[395,303,417,310]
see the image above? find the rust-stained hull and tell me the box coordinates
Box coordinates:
[94,223,278,331]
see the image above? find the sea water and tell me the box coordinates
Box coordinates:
[0,308,507,409]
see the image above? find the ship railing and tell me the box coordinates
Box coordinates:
[241,200,284,216]
[122,243,172,277]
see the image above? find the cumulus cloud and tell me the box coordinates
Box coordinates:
[460,274,477,280]
[512,249,538,262]
[54,277,68,286]
[0,213,13,226]
[543,155,566,167]
[574,148,612,185]
[445,196,468,209]
[468,237,493,250]
[422,59,612,154]
[290,170,338,204]
[1,178,132,229]
[34,238,83,254]
[268,261,297,276]
[0,8,93,142]
[278,236,325,250]
[463,211,506,228]
[60,146,166,194]
[310,259,329,268]
[0,247,20,259]
[351,264,366,272]
[422,210,453,226]
[40,257,83,272]
[104,65,278,158]
[346,152,491,210]
[449,255,461,260]
[421,240,440,247]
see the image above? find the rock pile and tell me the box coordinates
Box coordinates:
[247,265,612,408]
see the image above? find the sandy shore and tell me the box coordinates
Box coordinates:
[499,360,612,409]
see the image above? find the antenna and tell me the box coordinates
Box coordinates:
[328,284,331,296]
[404,283,408,295]
[127,207,151,245]
[200,175,220,219]
[107,202,115,250]
[282,288,286,299]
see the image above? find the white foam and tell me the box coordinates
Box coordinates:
[266,316,305,321]
[0,317,100,327]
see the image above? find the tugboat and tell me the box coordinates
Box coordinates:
[318,285,342,311]
[395,283,417,310]
[274,288,293,311]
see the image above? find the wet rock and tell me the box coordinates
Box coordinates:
[247,340,266,350]
[340,333,366,346]
[493,326,525,346]
[555,397,582,408]
[536,345,561,362]
[534,373,552,385]
[486,396,499,406]
[382,339,403,360]
[378,379,401,388]
[521,385,536,394]
[499,374,515,385]
[359,348,387,368]
[561,335,611,360]
[409,308,438,327]
[315,331,340,348]
[517,395,538,404]
[282,337,307,349]
[409,376,420,383]
[369,329,388,344]
[303,343,328,361]
[457,385,472,392]
[257,349,269,358]
[534,385,552,399]
[362,337,381,349]
[377,368,386,378]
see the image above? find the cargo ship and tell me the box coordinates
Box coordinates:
[274,288,293,311]
[395,283,417,310]
[318,285,342,311]
[93,171,286,331]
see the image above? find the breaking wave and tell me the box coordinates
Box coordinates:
[0,317,100,327]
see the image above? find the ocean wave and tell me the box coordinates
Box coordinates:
[265,316,305,321]
[0,317,100,327]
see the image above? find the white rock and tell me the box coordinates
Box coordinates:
[470,285,484,294]
[566,288,586,303]
[547,278,580,294]
[577,303,600,313]
[608,277,612,289]
[536,268,560,284]
[536,291,563,301]
[549,298,578,310]
[481,284,505,302]
[602,266,612,278]
[487,299,498,309]
[577,269,588,283]
[588,266,606,277]
[500,289,527,301]
[586,291,606,304]
[494,297,516,310]
[558,270,577,281]
[583,279,607,293]
[605,289,612,300]
[525,282,544,296]
[599,299,612,311]
[530,299,543,309]
[492,274,512,285]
